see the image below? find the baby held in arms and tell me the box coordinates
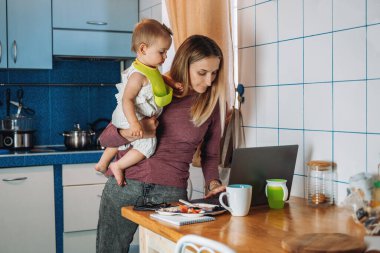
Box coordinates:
[95,19,182,185]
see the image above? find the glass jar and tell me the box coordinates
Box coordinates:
[306,160,334,207]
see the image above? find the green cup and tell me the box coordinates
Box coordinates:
[265,179,288,209]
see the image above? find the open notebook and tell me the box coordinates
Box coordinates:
[150,213,215,226]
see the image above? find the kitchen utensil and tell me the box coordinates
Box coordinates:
[281,233,366,253]
[16,89,23,117]
[0,114,35,131]
[6,88,10,117]
[9,101,35,115]
[61,123,95,150]
[0,129,35,149]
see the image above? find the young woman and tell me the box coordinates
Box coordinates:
[96,34,226,253]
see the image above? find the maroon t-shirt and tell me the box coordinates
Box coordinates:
[99,95,221,189]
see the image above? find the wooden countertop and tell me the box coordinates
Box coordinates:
[121,197,365,252]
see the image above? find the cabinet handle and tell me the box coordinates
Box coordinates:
[0,40,2,63]
[3,177,28,182]
[86,21,108,26]
[12,40,17,63]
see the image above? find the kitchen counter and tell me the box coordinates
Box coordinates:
[0,146,103,168]
[122,197,366,252]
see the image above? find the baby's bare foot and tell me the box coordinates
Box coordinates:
[109,162,124,186]
[95,163,107,174]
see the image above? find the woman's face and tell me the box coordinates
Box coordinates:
[189,56,220,94]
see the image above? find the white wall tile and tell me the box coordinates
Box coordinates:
[256,0,268,4]
[367,0,380,25]
[333,0,365,30]
[291,175,306,198]
[238,47,255,86]
[367,25,380,79]
[256,44,278,85]
[139,0,161,11]
[367,134,380,174]
[279,39,303,84]
[333,81,366,132]
[333,28,366,81]
[367,80,380,133]
[241,87,257,127]
[238,0,255,9]
[244,127,258,147]
[333,132,366,182]
[256,1,277,44]
[279,85,303,129]
[257,128,278,147]
[238,6,255,48]
[304,0,332,36]
[304,84,332,131]
[151,4,162,21]
[304,34,332,83]
[279,129,304,175]
[256,86,278,127]
[278,0,303,40]
[304,131,333,162]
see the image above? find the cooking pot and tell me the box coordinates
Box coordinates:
[61,123,95,150]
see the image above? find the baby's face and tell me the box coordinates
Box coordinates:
[141,36,172,67]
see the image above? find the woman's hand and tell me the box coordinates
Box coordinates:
[119,116,158,141]
[204,180,226,198]
[129,121,143,138]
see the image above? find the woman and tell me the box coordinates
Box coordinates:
[96,35,226,253]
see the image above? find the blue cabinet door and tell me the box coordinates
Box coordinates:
[0,0,7,68]
[53,0,138,32]
[7,0,52,69]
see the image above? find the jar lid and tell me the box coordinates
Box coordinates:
[307,160,334,171]
[374,181,380,188]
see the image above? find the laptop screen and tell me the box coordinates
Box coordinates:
[228,145,299,206]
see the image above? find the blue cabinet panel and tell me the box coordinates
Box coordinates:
[0,0,7,68]
[53,0,138,32]
[53,30,135,58]
[7,0,52,69]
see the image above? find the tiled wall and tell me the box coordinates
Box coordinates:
[237,0,380,204]
[0,59,123,146]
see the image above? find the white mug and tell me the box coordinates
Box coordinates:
[219,184,252,216]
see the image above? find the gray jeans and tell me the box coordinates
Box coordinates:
[96,177,187,253]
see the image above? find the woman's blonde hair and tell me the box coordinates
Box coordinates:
[170,35,225,132]
[131,19,173,52]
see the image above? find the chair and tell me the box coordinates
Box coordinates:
[175,234,236,253]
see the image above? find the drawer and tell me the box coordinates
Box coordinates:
[63,184,105,232]
[62,163,108,186]
[53,0,138,32]
[53,30,134,58]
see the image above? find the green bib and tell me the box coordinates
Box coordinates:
[132,59,173,107]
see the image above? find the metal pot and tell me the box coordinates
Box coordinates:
[0,130,35,149]
[61,123,95,150]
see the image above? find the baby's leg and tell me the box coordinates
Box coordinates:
[109,149,146,186]
[95,147,118,173]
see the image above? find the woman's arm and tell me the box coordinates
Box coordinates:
[99,117,159,147]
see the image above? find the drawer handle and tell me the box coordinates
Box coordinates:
[86,21,108,26]
[3,177,28,182]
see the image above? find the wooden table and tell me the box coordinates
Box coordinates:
[121,197,365,253]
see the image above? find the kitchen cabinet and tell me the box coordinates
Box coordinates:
[53,0,138,58]
[0,0,7,68]
[62,163,139,253]
[0,0,52,69]
[0,166,56,253]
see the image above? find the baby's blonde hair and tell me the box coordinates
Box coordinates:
[131,19,173,52]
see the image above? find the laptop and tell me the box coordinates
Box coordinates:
[190,145,298,207]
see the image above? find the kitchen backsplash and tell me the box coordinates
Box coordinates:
[0,59,129,146]
[237,0,380,204]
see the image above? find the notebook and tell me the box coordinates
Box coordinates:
[150,213,215,226]
[191,145,298,207]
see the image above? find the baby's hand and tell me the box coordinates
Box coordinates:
[174,82,184,93]
[130,122,143,138]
